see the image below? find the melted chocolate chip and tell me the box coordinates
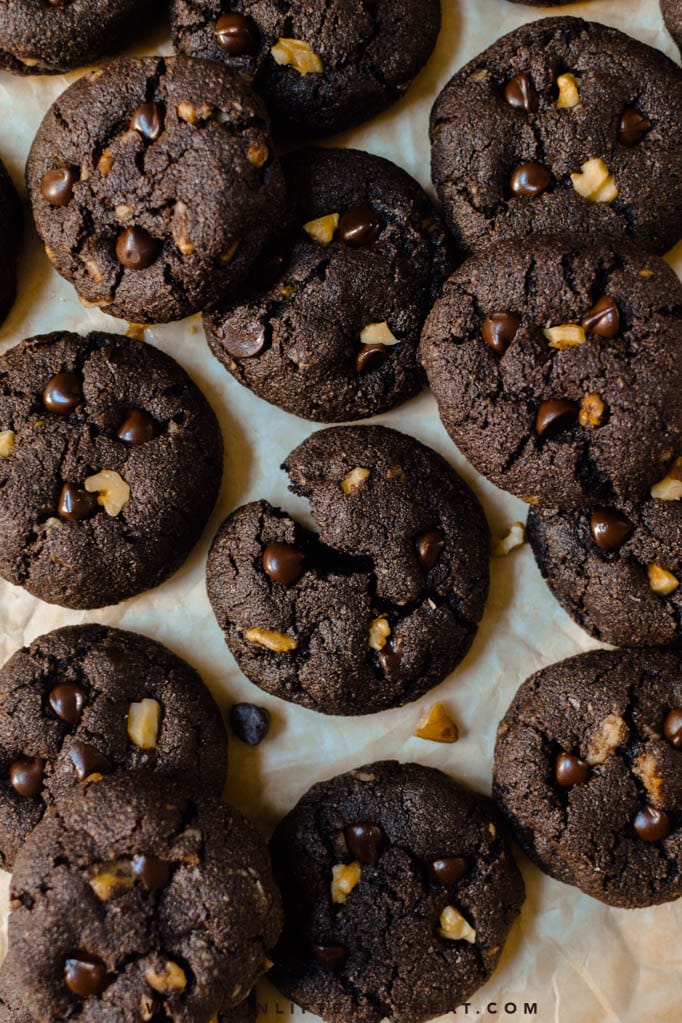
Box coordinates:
[555,752,590,788]
[43,372,83,414]
[510,163,552,197]
[69,741,112,781]
[535,399,578,438]
[116,227,161,270]
[117,409,156,445]
[9,757,45,797]
[311,944,347,971]
[229,703,271,746]
[378,635,404,674]
[582,295,620,339]
[345,823,384,865]
[64,956,108,998]
[618,107,652,147]
[337,207,381,248]
[590,509,633,552]
[262,542,305,585]
[222,323,266,359]
[215,12,259,55]
[132,853,171,891]
[57,483,98,521]
[504,74,539,113]
[355,343,388,374]
[633,806,672,842]
[40,166,78,207]
[130,102,164,142]
[663,708,682,749]
[49,683,87,727]
[427,856,470,886]
[416,528,445,571]
[482,312,520,355]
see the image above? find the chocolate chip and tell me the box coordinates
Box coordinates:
[535,399,578,438]
[416,528,445,571]
[427,856,470,886]
[57,483,98,521]
[222,323,266,359]
[132,853,171,891]
[510,163,552,197]
[262,542,305,585]
[115,227,161,270]
[215,12,259,55]
[229,703,271,746]
[663,708,682,749]
[9,757,45,797]
[618,107,652,147]
[355,343,388,374]
[633,806,672,842]
[49,683,87,727]
[482,312,520,355]
[337,207,381,248]
[345,823,383,865]
[130,102,164,142]
[555,752,590,788]
[311,944,347,971]
[117,409,156,445]
[43,372,83,414]
[590,509,633,551]
[582,295,620,339]
[69,741,112,781]
[504,74,539,113]
[40,166,78,207]
[378,635,404,674]
[64,956,108,998]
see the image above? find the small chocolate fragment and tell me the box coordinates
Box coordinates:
[535,399,578,438]
[132,853,171,890]
[130,102,164,142]
[428,856,470,886]
[504,74,539,113]
[345,823,384,865]
[262,542,305,585]
[582,296,620,339]
[229,703,271,746]
[355,343,388,374]
[618,107,652,147]
[117,409,156,445]
[57,483,98,521]
[633,806,672,842]
[416,528,445,571]
[40,166,78,207]
[312,944,347,971]
[215,12,259,55]
[69,741,112,781]
[64,956,108,998]
[337,207,381,248]
[49,682,87,727]
[510,163,552,197]
[663,708,682,750]
[378,635,404,674]
[555,752,590,788]
[482,312,519,355]
[116,227,161,270]
[590,509,633,552]
[9,757,45,797]
[43,372,83,414]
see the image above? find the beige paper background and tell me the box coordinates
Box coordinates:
[0,0,681,1020]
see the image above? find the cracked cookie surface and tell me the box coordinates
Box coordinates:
[170,0,441,140]
[662,0,682,53]
[269,760,524,1023]
[430,17,682,256]
[9,772,282,1023]
[0,623,228,870]
[419,235,682,508]
[494,648,682,907]
[527,493,682,647]
[203,147,451,423]
[0,331,223,608]
[26,56,284,323]
[207,426,490,716]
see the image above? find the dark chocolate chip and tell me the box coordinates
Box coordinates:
[378,635,404,674]
[115,227,161,270]
[132,853,171,891]
[49,683,87,727]
[618,107,652,147]
[130,102,164,142]
[504,74,539,113]
[116,409,156,445]
[262,542,305,585]
[535,399,578,437]
[229,703,271,746]
[582,295,620,339]
[416,528,445,571]
[69,741,112,781]
[427,856,470,886]
[311,944,347,971]
[9,757,45,797]
[633,806,672,842]
[337,206,381,248]
[215,12,259,55]
[510,163,552,197]
[43,372,83,414]
[590,509,633,552]
[57,483,99,521]
[663,708,682,749]
[40,166,78,207]
[482,312,520,355]
[555,752,590,788]
[64,956,108,998]
[355,343,389,374]
[345,823,384,865]
[222,324,266,359]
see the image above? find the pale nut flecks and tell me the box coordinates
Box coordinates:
[271,38,323,74]
[633,752,664,804]
[127,698,162,749]
[438,905,477,943]
[173,201,195,256]
[586,713,627,765]
[570,158,618,203]
[83,256,105,284]
[579,392,605,428]
[415,703,459,743]
[331,862,362,904]
[341,467,370,494]
[144,961,187,995]
[303,213,339,245]
[360,322,400,347]
[140,994,155,1022]
[368,615,391,652]
[177,101,214,124]
[247,143,269,168]
[543,324,586,350]
[386,465,408,483]
[556,73,580,109]
[491,521,526,557]
[84,470,130,517]
[89,858,135,901]
[650,458,682,501]
[97,149,114,175]
[115,204,134,222]
[648,564,679,596]
[0,430,15,457]
[245,627,298,652]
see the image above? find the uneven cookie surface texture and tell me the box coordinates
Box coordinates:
[27,56,284,323]
[204,147,451,423]
[269,760,525,1023]
[0,331,223,608]
[9,773,282,1023]
[171,0,441,139]
[431,17,682,255]
[494,648,682,907]
[420,235,682,508]
[0,623,228,869]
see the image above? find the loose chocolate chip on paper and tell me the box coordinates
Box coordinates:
[229,703,271,745]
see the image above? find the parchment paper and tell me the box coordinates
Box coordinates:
[0,1,680,1020]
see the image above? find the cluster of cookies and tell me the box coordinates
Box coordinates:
[0,0,680,1022]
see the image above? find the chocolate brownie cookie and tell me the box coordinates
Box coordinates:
[527,483,682,647]
[269,761,524,1023]
[27,56,284,324]
[0,0,158,75]
[204,148,451,423]
[420,235,682,508]
[0,157,21,327]
[207,426,489,716]
[662,0,682,53]
[0,623,228,870]
[494,649,682,908]
[9,772,282,1023]
[0,331,222,608]
[170,0,441,140]
[430,17,682,256]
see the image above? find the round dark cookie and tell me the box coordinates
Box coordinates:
[207,426,489,716]
[494,648,682,907]
[170,0,441,140]
[26,56,285,324]
[527,489,682,647]
[0,623,228,870]
[662,0,682,53]
[9,772,283,1023]
[269,760,524,1023]
[419,235,682,508]
[0,157,21,327]
[204,147,451,423]
[430,17,682,256]
[0,331,223,609]
[0,0,159,75]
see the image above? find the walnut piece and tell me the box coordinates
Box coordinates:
[271,38,323,74]
[360,322,400,347]
[0,430,15,457]
[579,392,605,428]
[140,994,155,1022]
[368,615,391,651]
[127,698,161,749]
[144,961,187,994]
[570,158,618,203]
[491,521,525,557]
[97,149,114,175]
[556,73,580,109]
[633,752,664,805]
[245,627,297,652]
[303,213,339,245]
[648,564,679,596]
[248,143,269,168]
[543,324,586,350]
[84,469,130,517]
[415,703,459,743]
[173,200,195,256]
[650,458,682,501]
[341,467,370,494]
[586,713,627,765]
[177,101,214,124]
[331,862,362,904]
[439,906,476,943]
[89,858,135,901]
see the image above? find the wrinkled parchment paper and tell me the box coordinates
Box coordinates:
[0,1,680,1020]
